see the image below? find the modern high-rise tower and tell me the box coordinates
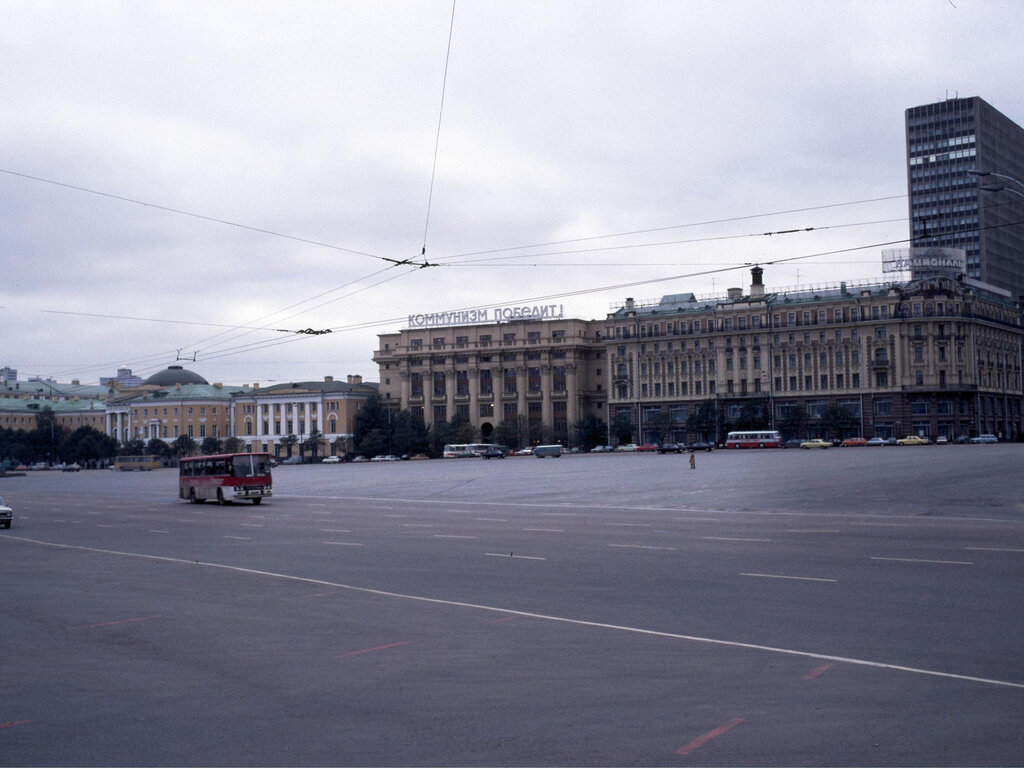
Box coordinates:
[905,96,1024,302]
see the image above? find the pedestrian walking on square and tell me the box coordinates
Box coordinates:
[689,451,696,469]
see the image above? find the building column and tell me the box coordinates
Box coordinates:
[445,367,456,422]
[468,367,479,428]
[516,365,527,424]
[566,363,579,427]
[541,364,553,426]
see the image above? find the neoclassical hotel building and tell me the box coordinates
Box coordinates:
[374,265,1023,444]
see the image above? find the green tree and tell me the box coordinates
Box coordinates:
[610,410,635,444]
[391,411,430,456]
[779,406,808,440]
[280,433,298,458]
[60,426,118,467]
[201,436,222,455]
[572,413,607,450]
[645,409,672,443]
[686,401,718,443]
[819,404,858,439]
[358,428,389,458]
[172,434,198,457]
[146,438,172,461]
[120,438,147,456]
[224,436,245,453]
[303,430,324,459]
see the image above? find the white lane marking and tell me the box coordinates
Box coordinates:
[240,523,264,528]
[967,547,1024,553]
[433,535,478,539]
[703,536,771,542]
[485,552,546,561]
[522,528,564,533]
[223,535,250,540]
[401,523,433,527]
[149,530,170,534]
[607,523,651,527]
[608,544,677,551]
[324,541,363,547]
[741,573,837,583]
[785,529,840,534]
[6,535,1022,691]
[474,517,508,522]
[871,557,973,565]
[541,513,577,517]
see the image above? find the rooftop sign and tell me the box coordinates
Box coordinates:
[407,303,565,329]
[882,247,966,278]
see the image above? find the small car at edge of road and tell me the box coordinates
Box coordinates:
[897,435,929,446]
[0,495,12,529]
[800,439,831,449]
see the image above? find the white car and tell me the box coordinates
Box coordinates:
[970,434,998,444]
[322,455,342,464]
[617,444,638,452]
[0,495,12,529]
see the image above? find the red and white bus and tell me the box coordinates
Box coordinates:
[725,430,782,449]
[179,452,273,505]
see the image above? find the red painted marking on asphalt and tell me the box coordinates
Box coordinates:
[67,615,162,630]
[675,717,744,756]
[335,640,412,659]
[0,720,31,729]
[491,615,519,624]
[805,662,836,680]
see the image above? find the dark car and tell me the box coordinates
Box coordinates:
[481,446,508,459]
[689,441,714,452]
[657,443,682,453]
[782,439,804,449]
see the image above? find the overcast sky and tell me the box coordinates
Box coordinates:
[2,0,1022,387]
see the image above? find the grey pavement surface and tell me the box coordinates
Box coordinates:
[2,445,1023,766]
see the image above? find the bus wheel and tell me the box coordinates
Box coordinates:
[189,488,204,504]
[251,497,262,506]
[217,488,226,505]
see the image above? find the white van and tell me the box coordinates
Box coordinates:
[532,445,563,458]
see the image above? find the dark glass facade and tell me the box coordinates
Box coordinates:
[906,97,1024,302]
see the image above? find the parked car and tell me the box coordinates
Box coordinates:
[636,444,659,452]
[800,439,831,449]
[970,434,998,444]
[841,437,867,447]
[782,439,804,449]
[865,437,889,447]
[589,445,606,453]
[322,455,342,464]
[61,462,82,471]
[689,441,714,452]
[351,456,370,462]
[481,446,507,459]
[657,443,682,453]
[280,456,303,464]
[0,495,12,529]
[617,444,638,452]
[934,435,949,445]
[515,447,534,456]
[897,435,929,446]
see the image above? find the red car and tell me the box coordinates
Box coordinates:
[636,444,659,452]
[841,437,867,447]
